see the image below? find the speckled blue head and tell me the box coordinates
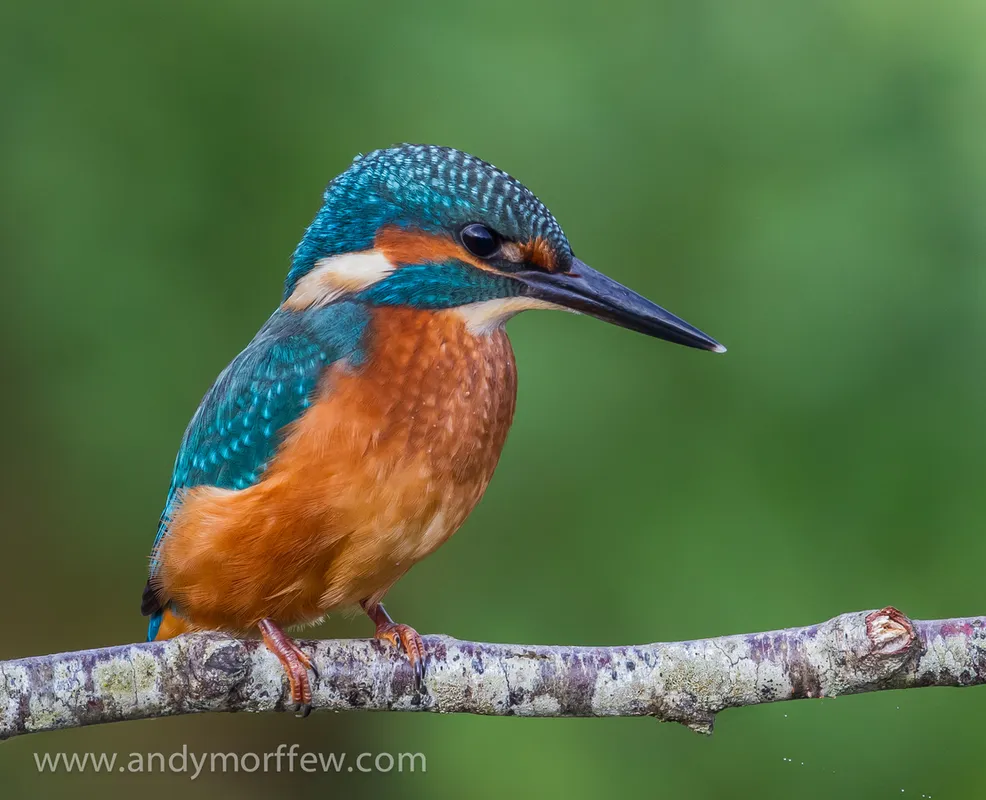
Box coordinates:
[286,144,571,298]
[284,144,724,351]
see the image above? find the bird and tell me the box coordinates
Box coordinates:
[141,144,724,714]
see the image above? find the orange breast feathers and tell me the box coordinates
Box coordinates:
[154,306,517,633]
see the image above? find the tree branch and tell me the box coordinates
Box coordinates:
[1,607,983,740]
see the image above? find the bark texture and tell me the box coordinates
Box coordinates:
[2,607,983,740]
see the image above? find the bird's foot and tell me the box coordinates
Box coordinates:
[362,601,426,689]
[375,621,426,688]
[258,618,318,717]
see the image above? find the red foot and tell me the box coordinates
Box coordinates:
[259,618,318,717]
[362,601,426,688]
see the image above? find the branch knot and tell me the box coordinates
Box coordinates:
[865,607,916,657]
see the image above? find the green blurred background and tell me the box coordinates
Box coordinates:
[2,0,985,797]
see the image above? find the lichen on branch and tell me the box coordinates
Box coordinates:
[1,607,983,740]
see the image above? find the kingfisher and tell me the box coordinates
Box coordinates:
[141,144,724,714]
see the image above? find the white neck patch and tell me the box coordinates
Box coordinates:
[284,250,394,309]
[454,296,568,335]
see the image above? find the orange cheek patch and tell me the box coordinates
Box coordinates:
[519,236,558,272]
[374,226,494,272]
[374,226,559,273]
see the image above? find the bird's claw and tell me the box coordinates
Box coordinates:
[259,619,318,717]
[375,622,426,690]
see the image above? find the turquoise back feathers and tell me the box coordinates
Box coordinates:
[144,302,370,638]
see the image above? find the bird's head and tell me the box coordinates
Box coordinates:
[284,144,724,352]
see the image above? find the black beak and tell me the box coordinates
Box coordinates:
[517,258,725,352]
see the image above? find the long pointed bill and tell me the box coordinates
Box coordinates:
[518,258,725,352]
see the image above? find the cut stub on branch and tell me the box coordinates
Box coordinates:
[1,607,984,740]
[865,606,916,656]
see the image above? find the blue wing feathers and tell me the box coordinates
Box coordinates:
[146,302,369,599]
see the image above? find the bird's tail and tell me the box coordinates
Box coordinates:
[147,608,192,641]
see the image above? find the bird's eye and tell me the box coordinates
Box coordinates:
[460,223,501,259]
